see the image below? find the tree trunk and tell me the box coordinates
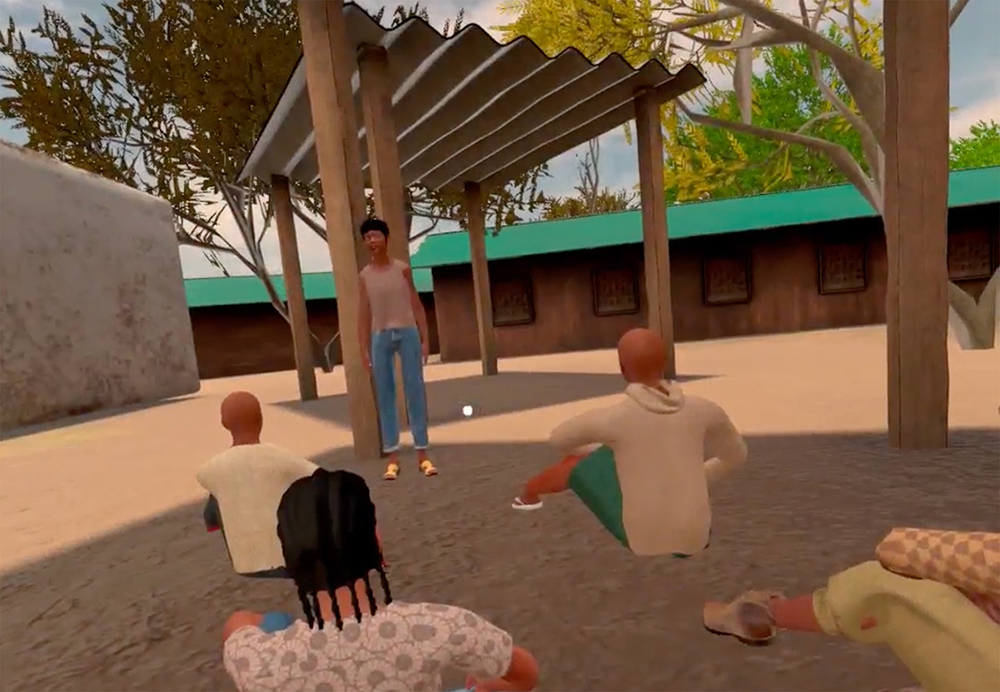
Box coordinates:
[946,269,999,350]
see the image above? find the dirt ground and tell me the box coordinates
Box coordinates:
[1,326,998,692]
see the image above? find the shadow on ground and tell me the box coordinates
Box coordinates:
[275,370,716,429]
[2,429,998,692]
[0,395,197,441]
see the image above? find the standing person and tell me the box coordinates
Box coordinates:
[357,217,436,480]
[220,469,541,692]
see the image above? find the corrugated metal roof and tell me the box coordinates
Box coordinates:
[409,166,1000,267]
[185,266,434,308]
[237,2,704,192]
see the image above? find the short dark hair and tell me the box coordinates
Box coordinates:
[360,217,389,237]
[276,469,391,630]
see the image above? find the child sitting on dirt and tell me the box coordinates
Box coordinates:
[512,328,747,557]
[197,391,318,577]
[221,469,540,692]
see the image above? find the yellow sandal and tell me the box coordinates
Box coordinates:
[383,463,400,481]
[419,459,438,477]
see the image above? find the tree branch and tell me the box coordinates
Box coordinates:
[722,27,788,50]
[661,6,742,32]
[291,201,328,241]
[797,0,880,187]
[807,49,881,188]
[715,0,885,145]
[679,30,732,48]
[734,18,754,123]
[845,0,863,55]
[408,223,441,243]
[677,100,883,214]
[950,0,972,27]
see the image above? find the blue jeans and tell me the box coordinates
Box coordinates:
[371,327,429,453]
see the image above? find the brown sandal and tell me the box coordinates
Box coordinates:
[703,590,783,646]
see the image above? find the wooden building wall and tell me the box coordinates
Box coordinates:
[432,204,999,363]
[190,295,439,379]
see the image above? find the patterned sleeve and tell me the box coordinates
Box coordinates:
[223,626,271,691]
[442,606,515,680]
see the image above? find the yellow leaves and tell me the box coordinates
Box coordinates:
[689,124,710,149]
[662,114,750,202]
[725,131,747,161]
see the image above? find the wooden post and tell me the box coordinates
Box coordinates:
[464,181,498,376]
[271,174,318,402]
[634,89,677,379]
[297,0,381,460]
[358,43,409,427]
[883,0,950,449]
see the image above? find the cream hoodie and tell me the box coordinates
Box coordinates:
[549,381,747,556]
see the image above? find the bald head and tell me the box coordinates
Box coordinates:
[617,328,667,385]
[221,391,263,445]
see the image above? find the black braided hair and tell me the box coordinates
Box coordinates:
[362,574,378,616]
[276,469,392,630]
[310,591,326,630]
[296,584,315,629]
[377,564,393,605]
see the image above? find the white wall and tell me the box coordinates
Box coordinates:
[0,142,199,431]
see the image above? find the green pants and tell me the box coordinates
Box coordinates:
[567,446,709,557]
[567,446,629,548]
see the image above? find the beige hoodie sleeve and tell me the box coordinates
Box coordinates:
[549,405,617,456]
[700,400,747,485]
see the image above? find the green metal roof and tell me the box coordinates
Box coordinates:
[185,166,997,307]
[410,165,1000,268]
[185,267,434,308]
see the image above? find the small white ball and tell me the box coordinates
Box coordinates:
[461,405,474,418]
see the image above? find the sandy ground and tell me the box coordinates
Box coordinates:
[1,326,998,691]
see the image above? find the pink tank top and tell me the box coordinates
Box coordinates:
[360,260,417,334]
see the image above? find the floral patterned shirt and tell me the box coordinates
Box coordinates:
[223,601,514,692]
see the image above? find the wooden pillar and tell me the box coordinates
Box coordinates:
[359,45,408,263]
[884,0,950,449]
[464,181,498,376]
[271,175,318,402]
[634,88,677,379]
[358,43,408,427]
[297,0,381,460]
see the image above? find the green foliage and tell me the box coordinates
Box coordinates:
[0,0,547,253]
[541,188,637,219]
[950,120,1000,171]
[666,43,867,202]
[1,0,300,272]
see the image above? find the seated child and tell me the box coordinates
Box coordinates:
[704,527,1000,692]
[221,469,541,692]
[512,328,748,557]
[197,391,319,577]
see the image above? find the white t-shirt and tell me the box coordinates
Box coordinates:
[223,601,514,692]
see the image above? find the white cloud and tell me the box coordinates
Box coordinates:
[950,95,1000,139]
[462,0,510,37]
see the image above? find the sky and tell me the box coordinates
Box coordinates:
[1,0,998,279]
